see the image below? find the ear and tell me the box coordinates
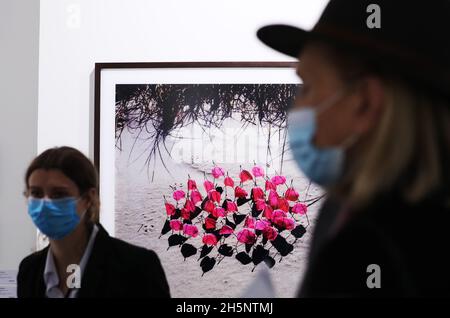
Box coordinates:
[82,188,97,209]
[353,76,386,135]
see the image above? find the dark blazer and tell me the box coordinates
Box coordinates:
[298,190,450,297]
[17,224,170,298]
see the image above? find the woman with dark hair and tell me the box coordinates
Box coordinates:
[17,146,170,298]
[258,0,450,296]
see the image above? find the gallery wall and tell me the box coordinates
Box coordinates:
[0,0,40,270]
[38,0,328,155]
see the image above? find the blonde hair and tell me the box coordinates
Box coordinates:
[309,40,450,209]
[337,79,450,208]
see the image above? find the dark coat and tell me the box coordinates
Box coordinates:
[298,190,450,297]
[17,224,170,298]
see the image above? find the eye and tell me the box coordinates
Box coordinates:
[49,191,70,199]
[29,189,44,198]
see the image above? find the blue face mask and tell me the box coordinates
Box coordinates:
[27,197,84,240]
[287,91,356,187]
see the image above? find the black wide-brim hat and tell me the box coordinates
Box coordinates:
[257,0,450,99]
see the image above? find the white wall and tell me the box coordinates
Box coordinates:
[0,0,40,269]
[38,0,328,155]
[38,0,329,231]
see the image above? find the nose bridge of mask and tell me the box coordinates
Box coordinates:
[28,196,82,212]
[286,90,346,147]
[28,197,45,212]
[29,196,79,203]
[315,88,347,117]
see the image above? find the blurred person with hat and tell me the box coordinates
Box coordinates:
[258,0,450,296]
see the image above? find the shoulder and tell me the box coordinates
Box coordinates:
[319,215,394,268]
[17,248,48,298]
[94,224,164,274]
[94,226,170,297]
[18,247,48,274]
[305,196,450,296]
[107,235,161,265]
[301,216,403,297]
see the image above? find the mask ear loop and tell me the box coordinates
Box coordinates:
[341,133,359,150]
[315,90,347,115]
[315,81,363,150]
[75,195,90,221]
[338,77,367,150]
[316,77,363,116]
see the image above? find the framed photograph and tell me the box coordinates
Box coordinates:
[94,62,324,297]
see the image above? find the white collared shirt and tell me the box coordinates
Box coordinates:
[43,224,99,298]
